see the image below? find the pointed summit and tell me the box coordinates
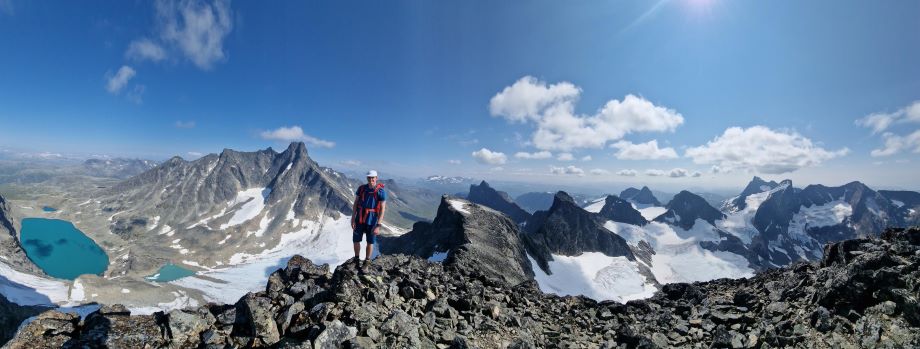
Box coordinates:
[655,190,725,230]
[620,186,662,206]
[597,195,648,226]
[728,176,781,211]
[467,181,530,223]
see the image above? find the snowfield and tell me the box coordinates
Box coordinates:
[172,214,354,304]
[604,220,754,284]
[528,253,657,303]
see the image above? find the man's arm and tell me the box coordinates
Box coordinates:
[374,201,386,234]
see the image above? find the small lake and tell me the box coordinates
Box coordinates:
[146,263,196,282]
[42,206,57,212]
[20,218,109,280]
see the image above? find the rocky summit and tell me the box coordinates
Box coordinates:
[9,225,919,348]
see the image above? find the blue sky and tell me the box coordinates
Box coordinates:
[1,0,918,191]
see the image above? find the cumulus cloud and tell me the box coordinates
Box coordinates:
[126,38,167,62]
[710,165,728,174]
[175,120,196,128]
[645,169,666,177]
[488,76,580,123]
[616,169,638,177]
[856,101,920,134]
[589,168,609,175]
[870,130,920,157]
[668,168,689,178]
[550,165,585,176]
[581,155,592,161]
[340,160,361,166]
[105,66,136,94]
[126,84,146,104]
[489,76,684,151]
[685,126,848,174]
[259,126,335,148]
[691,171,702,177]
[447,159,462,165]
[610,139,678,160]
[471,148,507,165]
[556,152,575,161]
[514,151,552,160]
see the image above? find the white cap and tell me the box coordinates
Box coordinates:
[366,170,378,177]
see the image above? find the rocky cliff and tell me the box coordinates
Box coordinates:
[8,227,919,348]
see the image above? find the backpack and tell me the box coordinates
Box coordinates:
[355,183,385,225]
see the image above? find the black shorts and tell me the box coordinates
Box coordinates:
[352,224,377,244]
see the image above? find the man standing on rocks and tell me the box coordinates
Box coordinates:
[352,170,386,269]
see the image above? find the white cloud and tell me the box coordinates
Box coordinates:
[710,165,728,174]
[447,159,462,165]
[870,130,920,157]
[259,126,335,148]
[491,166,505,172]
[126,38,167,62]
[340,160,361,166]
[126,84,145,104]
[550,165,584,176]
[610,139,678,160]
[856,101,920,134]
[127,0,233,70]
[556,152,575,161]
[589,168,609,175]
[471,148,507,165]
[691,171,702,177]
[616,169,638,177]
[581,155,592,161]
[105,66,136,94]
[685,126,849,174]
[514,151,552,160]
[645,169,666,177]
[489,76,580,123]
[175,120,196,128]
[668,168,689,178]
[490,76,684,151]
[187,151,204,157]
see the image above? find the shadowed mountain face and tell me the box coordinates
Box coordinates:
[0,194,42,274]
[466,181,531,224]
[654,190,726,230]
[524,192,636,273]
[880,190,920,225]
[597,195,648,226]
[379,196,534,286]
[620,186,662,206]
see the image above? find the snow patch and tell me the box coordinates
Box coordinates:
[583,197,606,213]
[173,215,355,304]
[0,261,70,305]
[528,253,656,303]
[220,188,272,229]
[448,200,471,215]
[428,251,449,263]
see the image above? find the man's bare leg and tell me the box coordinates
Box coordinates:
[365,243,373,261]
[353,242,360,260]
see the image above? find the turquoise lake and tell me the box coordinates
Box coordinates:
[146,263,196,282]
[20,218,109,280]
[41,206,57,212]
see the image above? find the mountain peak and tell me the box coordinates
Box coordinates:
[285,141,308,155]
[656,190,724,229]
[553,191,575,204]
[467,181,530,223]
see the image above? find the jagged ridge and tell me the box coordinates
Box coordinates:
[9,227,920,348]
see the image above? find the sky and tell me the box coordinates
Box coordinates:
[0,0,918,192]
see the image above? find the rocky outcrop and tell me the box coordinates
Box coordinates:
[620,186,662,206]
[466,181,530,224]
[0,194,43,275]
[524,192,636,273]
[655,190,726,230]
[597,195,648,226]
[379,196,534,286]
[0,294,48,347]
[10,227,920,348]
